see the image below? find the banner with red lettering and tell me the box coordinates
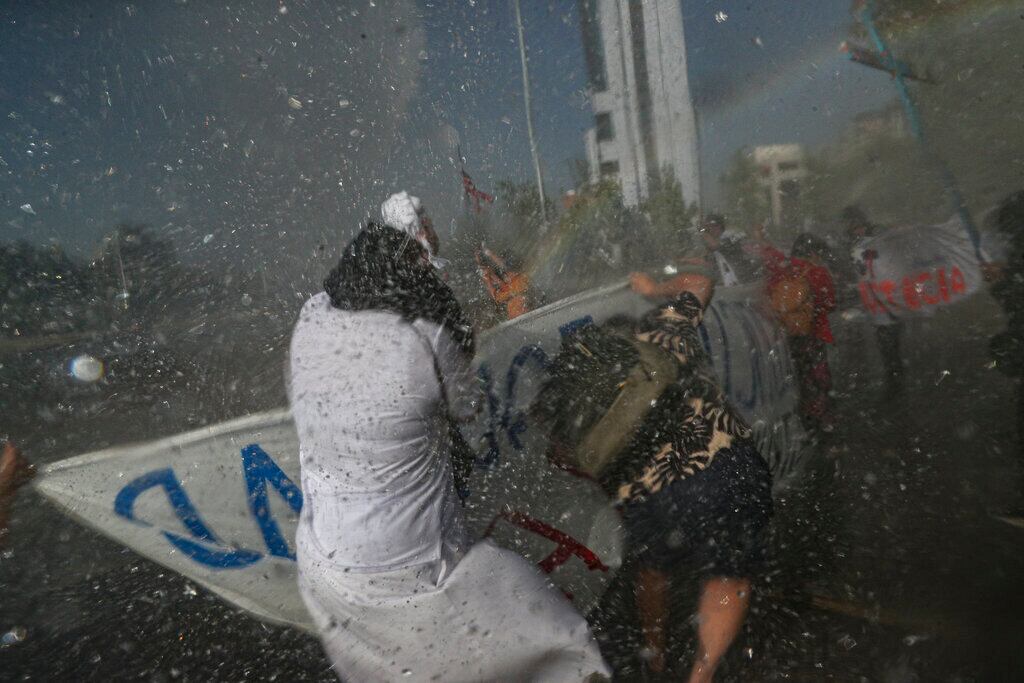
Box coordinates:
[855,216,987,322]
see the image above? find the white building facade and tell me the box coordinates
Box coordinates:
[578,0,701,208]
[752,144,807,229]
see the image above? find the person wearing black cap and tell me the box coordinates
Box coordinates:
[696,214,761,286]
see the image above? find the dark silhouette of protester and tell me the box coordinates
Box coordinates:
[841,206,905,398]
[989,192,1024,469]
[288,217,609,682]
[0,442,34,545]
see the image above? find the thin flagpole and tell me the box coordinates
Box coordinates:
[512,0,548,230]
[857,0,982,261]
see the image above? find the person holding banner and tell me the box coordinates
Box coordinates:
[753,227,837,438]
[695,214,761,287]
[288,214,610,682]
[538,267,773,682]
[840,206,905,398]
[626,272,773,683]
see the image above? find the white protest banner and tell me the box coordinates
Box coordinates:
[856,216,990,322]
[34,281,806,630]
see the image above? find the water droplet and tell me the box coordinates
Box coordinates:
[955,420,977,440]
[69,354,104,382]
[1,627,26,647]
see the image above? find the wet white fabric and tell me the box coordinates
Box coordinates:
[297,538,611,683]
[381,190,423,235]
[289,293,475,570]
[289,293,609,681]
[713,250,740,287]
[850,214,993,325]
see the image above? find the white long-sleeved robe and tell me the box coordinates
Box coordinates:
[288,293,610,682]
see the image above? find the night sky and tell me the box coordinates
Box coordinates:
[1,0,897,270]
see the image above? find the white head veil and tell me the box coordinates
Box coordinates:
[381,191,448,269]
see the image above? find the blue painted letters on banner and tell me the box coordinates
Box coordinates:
[114,444,302,569]
[114,467,263,569]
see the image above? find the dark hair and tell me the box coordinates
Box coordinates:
[996,191,1024,236]
[703,213,726,230]
[323,223,474,353]
[791,232,829,260]
[840,205,871,231]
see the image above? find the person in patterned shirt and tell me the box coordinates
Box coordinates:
[619,270,774,682]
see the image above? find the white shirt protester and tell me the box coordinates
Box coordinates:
[289,291,610,682]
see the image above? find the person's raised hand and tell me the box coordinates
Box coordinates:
[632,270,714,307]
[630,272,657,297]
[665,272,713,308]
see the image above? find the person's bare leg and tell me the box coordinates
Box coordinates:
[687,577,751,683]
[636,566,670,673]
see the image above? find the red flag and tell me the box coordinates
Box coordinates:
[461,170,494,213]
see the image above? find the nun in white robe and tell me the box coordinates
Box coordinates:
[289,214,610,683]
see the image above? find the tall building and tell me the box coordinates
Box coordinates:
[578,0,700,208]
[753,144,807,229]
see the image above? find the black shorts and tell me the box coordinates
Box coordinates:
[621,443,773,577]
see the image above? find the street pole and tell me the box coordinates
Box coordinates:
[114,232,130,311]
[857,0,983,261]
[513,0,549,230]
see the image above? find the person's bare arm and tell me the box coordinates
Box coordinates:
[630,271,713,307]
[0,442,35,544]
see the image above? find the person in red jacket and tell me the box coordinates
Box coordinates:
[754,227,837,438]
